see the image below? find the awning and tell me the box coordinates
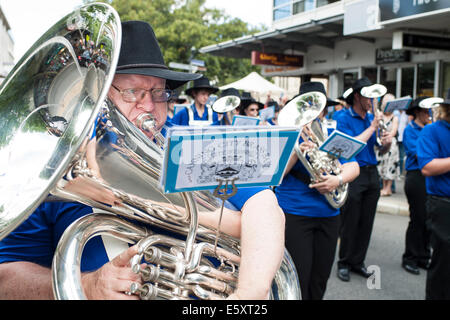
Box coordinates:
[199,14,373,59]
[219,72,285,94]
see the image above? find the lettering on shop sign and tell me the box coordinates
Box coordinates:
[251,51,304,67]
[376,48,410,64]
[380,0,450,22]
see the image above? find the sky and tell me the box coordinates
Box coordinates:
[1,0,272,63]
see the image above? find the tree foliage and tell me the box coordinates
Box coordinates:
[89,0,265,88]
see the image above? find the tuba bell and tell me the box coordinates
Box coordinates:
[0,3,300,300]
[278,91,348,209]
[360,84,387,145]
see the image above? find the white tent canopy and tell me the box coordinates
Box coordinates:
[219,72,285,95]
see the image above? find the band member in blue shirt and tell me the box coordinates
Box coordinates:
[170,76,220,126]
[0,21,285,300]
[275,82,360,299]
[333,77,392,282]
[417,90,450,300]
[401,97,432,275]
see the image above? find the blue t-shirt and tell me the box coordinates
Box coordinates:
[417,120,450,197]
[275,127,355,218]
[335,107,378,167]
[227,187,268,211]
[0,202,108,272]
[403,121,423,171]
[170,103,220,126]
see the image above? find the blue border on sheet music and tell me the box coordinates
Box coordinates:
[231,115,261,126]
[162,128,300,193]
[319,130,366,160]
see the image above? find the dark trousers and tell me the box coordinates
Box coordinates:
[403,170,431,266]
[338,166,380,269]
[425,195,450,300]
[284,213,340,300]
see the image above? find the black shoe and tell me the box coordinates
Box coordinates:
[350,265,374,278]
[402,262,420,275]
[417,260,431,270]
[337,267,350,282]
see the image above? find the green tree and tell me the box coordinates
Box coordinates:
[91,0,265,88]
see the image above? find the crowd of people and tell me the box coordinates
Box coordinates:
[0,18,449,301]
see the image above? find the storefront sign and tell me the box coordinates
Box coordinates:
[251,51,303,67]
[376,48,410,64]
[380,0,450,22]
[393,31,450,51]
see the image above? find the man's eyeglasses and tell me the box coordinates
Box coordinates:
[111,84,173,103]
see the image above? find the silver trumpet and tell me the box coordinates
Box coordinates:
[0,3,300,300]
[278,91,348,209]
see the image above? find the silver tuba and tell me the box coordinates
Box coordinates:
[278,91,348,208]
[0,3,300,300]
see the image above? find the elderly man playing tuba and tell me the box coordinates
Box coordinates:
[0,20,286,300]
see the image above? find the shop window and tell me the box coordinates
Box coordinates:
[417,62,434,97]
[401,67,414,98]
[380,67,396,96]
[442,62,450,98]
[343,71,358,91]
[363,67,377,85]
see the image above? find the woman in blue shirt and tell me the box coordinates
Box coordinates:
[417,91,450,300]
[401,97,432,275]
[275,82,360,300]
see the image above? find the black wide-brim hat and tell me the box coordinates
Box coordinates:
[346,77,373,105]
[220,87,241,98]
[185,76,219,97]
[115,21,201,90]
[298,81,339,107]
[406,96,429,115]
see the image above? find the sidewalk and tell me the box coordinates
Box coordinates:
[376,175,409,217]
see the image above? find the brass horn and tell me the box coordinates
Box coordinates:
[278,91,348,209]
[0,3,300,300]
[360,84,388,145]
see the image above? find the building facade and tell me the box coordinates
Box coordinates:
[0,5,14,84]
[200,0,450,100]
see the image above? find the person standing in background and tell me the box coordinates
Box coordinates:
[401,97,432,275]
[417,90,450,300]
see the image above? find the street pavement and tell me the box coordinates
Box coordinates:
[323,176,429,300]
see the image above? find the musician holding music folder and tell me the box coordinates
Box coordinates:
[275,82,360,299]
[0,19,286,300]
[417,90,450,299]
[333,77,392,282]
